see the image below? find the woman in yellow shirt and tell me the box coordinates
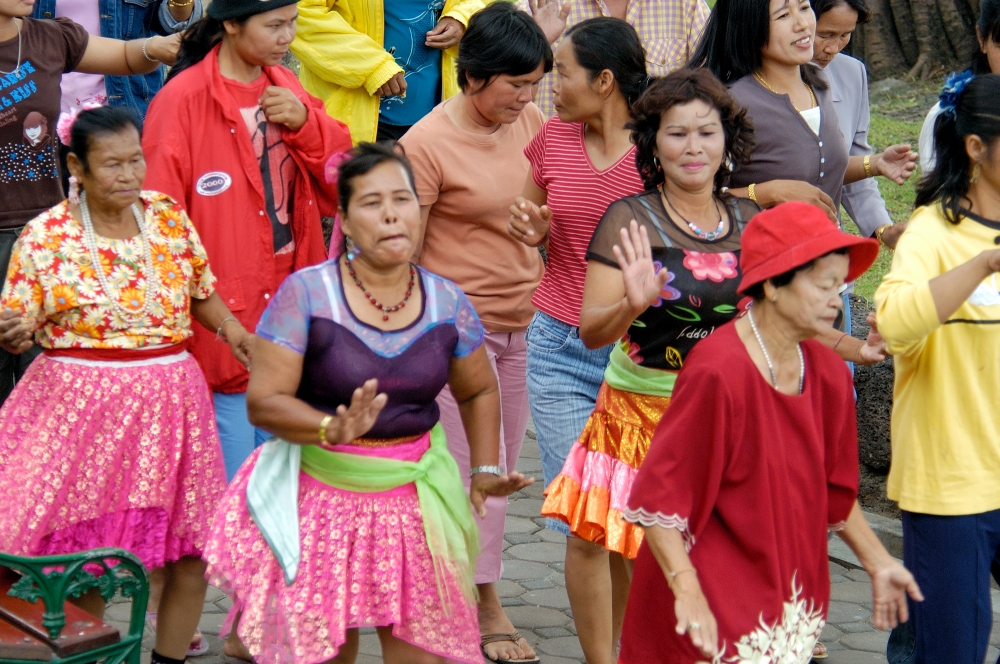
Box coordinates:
[874,72,1000,663]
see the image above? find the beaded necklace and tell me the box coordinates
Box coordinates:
[80,192,159,324]
[747,307,804,394]
[345,255,415,322]
[659,186,725,241]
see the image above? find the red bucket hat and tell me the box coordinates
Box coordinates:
[737,202,880,295]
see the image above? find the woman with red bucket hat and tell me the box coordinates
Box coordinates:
[617,201,923,663]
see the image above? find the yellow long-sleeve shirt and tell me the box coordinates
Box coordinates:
[875,203,1000,515]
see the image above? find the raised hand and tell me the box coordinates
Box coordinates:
[612,220,669,315]
[260,86,308,131]
[856,312,888,364]
[508,196,552,247]
[321,379,389,446]
[425,17,465,49]
[144,33,182,65]
[469,471,534,518]
[529,0,571,44]
[0,308,33,355]
[876,145,919,185]
[869,560,923,630]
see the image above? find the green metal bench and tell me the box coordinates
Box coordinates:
[0,548,148,664]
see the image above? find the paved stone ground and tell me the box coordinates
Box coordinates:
[116,429,1000,664]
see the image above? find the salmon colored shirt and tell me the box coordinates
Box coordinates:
[401,100,545,333]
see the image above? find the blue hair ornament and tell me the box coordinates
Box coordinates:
[939,70,975,119]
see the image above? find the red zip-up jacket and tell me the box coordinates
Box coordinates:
[143,45,352,393]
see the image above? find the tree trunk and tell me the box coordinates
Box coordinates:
[855,0,979,79]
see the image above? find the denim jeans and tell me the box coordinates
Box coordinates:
[887,509,1000,664]
[213,391,272,482]
[0,227,41,405]
[525,311,612,534]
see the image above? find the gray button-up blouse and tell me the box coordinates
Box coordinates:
[728,73,850,218]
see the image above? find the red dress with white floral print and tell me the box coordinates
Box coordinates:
[0,191,216,349]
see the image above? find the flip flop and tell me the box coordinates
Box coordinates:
[481,631,541,664]
[144,611,211,657]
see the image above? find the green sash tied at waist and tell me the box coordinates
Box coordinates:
[246,423,479,606]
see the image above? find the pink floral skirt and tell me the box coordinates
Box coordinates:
[0,353,226,568]
[204,438,482,664]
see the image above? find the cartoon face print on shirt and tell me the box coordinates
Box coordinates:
[21,111,49,150]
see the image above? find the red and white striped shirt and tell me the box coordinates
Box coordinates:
[525,117,644,327]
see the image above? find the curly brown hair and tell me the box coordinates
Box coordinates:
[629,68,755,192]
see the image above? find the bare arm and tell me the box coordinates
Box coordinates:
[643,525,719,658]
[728,180,837,220]
[189,291,252,369]
[246,337,387,444]
[844,146,918,186]
[836,502,923,629]
[75,34,178,76]
[928,250,1000,323]
[448,345,533,517]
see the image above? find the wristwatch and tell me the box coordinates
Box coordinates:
[470,465,502,477]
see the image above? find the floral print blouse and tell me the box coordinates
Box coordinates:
[0,191,216,349]
[587,191,760,371]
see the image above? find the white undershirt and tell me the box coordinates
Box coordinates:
[800,106,821,136]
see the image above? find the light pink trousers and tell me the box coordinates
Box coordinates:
[437,330,531,585]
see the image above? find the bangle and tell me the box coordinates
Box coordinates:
[874,223,893,248]
[141,36,158,63]
[318,414,334,445]
[832,332,849,352]
[168,0,194,6]
[215,316,239,341]
[748,182,758,204]
[864,154,874,178]
[470,465,502,477]
[668,567,697,580]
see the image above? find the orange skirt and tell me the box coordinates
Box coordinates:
[541,382,671,558]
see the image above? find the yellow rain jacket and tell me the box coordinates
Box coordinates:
[292,0,487,144]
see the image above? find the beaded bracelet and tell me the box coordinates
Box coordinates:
[141,37,157,63]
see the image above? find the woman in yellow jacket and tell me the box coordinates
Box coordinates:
[292,0,487,144]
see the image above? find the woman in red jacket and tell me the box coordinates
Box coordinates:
[142,0,352,482]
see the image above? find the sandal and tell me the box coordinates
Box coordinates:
[145,611,211,657]
[811,640,829,660]
[481,631,541,664]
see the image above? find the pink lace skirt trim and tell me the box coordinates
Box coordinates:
[0,354,226,567]
[205,447,481,664]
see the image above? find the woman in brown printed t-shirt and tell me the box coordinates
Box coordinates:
[0,2,178,401]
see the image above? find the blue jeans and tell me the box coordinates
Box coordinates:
[525,311,612,534]
[213,392,271,482]
[886,509,1000,664]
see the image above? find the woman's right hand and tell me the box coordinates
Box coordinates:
[613,220,669,315]
[755,180,837,221]
[144,34,181,66]
[672,573,719,658]
[377,72,408,98]
[0,308,33,355]
[508,196,552,247]
[320,379,388,447]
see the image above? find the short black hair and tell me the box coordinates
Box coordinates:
[564,17,648,106]
[689,0,827,90]
[812,0,871,25]
[69,106,141,172]
[456,2,553,92]
[337,142,417,212]
[743,248,851,300]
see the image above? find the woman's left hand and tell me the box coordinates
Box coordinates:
[260,87,308,131]
[425,17,465,49]
[875,145,919,185]
[869,559,923,630]
[856,312,888,364]
[143,34,182,66]
[469,472,534,518]
[0,308,33,355]
[222,320,254,370]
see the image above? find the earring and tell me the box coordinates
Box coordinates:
[345,235,359,261]
[971,162,982,184]
[67,175,80,205]
[653,156,661,171]
[772,294,778,302]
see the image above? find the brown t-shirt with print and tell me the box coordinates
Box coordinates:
[0,17,89,229]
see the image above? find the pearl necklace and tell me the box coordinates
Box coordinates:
[747,307,804,394]
[80,192,159,324]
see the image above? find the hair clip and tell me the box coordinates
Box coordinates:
[938,69,975,119]
[56,102,106,147]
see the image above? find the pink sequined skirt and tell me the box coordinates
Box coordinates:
[0,353,226,568]
[204,438,482,664]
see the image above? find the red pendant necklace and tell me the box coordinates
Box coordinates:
[345,256,416,322]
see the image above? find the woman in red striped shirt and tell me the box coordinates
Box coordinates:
[507,17,646,664]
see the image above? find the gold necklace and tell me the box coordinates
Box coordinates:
[753,71,816,111]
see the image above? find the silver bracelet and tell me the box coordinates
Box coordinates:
[141,37,158,63]
[216,316,239,341]
[470,465,502,477]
